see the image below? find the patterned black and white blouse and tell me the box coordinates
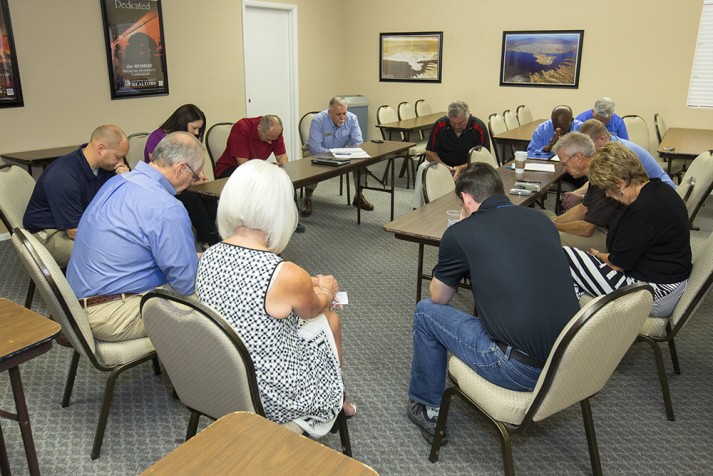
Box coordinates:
[195,243,343,435]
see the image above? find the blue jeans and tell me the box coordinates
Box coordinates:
[408,299,542,407]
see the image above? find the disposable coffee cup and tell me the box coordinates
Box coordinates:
[514,151,527,174]
[447,210,461,227]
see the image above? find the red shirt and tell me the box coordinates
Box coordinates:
[215,116,287,177]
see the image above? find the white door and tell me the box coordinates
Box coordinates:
[243,1,299,162]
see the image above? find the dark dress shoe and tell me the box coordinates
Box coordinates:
[301,198,313,217]
[295,223,306,233]
[352,194,374,211]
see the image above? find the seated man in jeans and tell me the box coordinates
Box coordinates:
[407,163,580,444]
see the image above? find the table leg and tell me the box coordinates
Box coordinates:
[416,243,425,302]
[9,367,40,476]
[390,156,395,221]
[0,420,10,476]
[356,169,362,225]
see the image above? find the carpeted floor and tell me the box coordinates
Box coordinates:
[1,165,712,475]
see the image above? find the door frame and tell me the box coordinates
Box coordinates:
[242,0,300,162]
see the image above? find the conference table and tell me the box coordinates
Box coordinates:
[491,119,545,148]
[657,127,713,175]
[190,140,414,223]
[384,160,566,301]
[142,412,378,475]
[374,112,444,141]
[1,145,80,174]
[0,298,61,476]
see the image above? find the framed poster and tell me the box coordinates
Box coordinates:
[380,32,443,83]
[0,0,23,108]
[100,0,169,99]
[500,30,584,88]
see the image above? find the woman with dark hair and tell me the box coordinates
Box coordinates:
[145,104,218,248]
[564,142,691,317]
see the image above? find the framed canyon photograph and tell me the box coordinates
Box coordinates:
[0,0,23,108]
[500,30,584,88]
[380,32,443,83]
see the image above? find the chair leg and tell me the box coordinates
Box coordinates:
[24,279,36,309]
[638,335,675,421]
[335,409,352,457]
[346,174,351,204]
[61,351,81,408]
[186,411,200,441]
[152,356,161,375]
[339,174,344,196]
[429,386,455,463]
[91,367,123,459]
[665,323,681,374]
[580,399,603,476]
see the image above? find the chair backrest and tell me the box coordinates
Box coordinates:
[525,283,653,423]
[298,111,317,147]
[622,115,650,152]
[141,290,265,420]
[422,162,455,204]
[206,122,234,172]
[503,109,519,130]
[398,102,417,121]
[488,113,509,165]
[377,105,401,141]
[0,164,35,234]
[665,228,713,334]
[676,151,713,224]
[468,146,498,168]
[126,132,150,170]
[654,113,667,144]
[11,228,99,360]
[415,99,433,117]
[516,105,533,125]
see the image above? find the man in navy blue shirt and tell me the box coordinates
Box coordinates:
[23,125,129,266]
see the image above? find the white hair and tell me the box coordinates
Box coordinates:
[216,160,297,253]
[593,97,615,119]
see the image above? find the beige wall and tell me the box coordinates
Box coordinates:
[343,0,712,151]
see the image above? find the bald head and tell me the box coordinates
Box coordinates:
[551,106,574,133]
[90,125,126,149]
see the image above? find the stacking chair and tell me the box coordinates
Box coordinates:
[205,122,234,178]
[468,146,498,168]
[503,109,519,130]
[654,113,667,144]
[11,228,160,460]
[636,230,713,421]
[675,151,713,228]
[0,164,37,308]
[429,283,654,475]
[140,289,352,456]
[622,115,650,152]
[488,113,509,165]
[125,132,149,170]
[653,113,685,182]
[415,99,433,117]
[516,105,533,125]
[377,105,413,188]
[422,162,455,204]
[398,101,429,187]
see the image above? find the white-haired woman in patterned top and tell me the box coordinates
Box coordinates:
[195,160,355,437]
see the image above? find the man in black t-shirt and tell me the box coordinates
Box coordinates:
[407,163,580,444]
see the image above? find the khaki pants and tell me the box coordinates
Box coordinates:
[559,228,608,252]
[33,229,73,267]
[83,294,146,342]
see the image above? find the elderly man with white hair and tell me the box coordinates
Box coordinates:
[576,97,629,140]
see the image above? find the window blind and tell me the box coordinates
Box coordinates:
[688,0,713,108]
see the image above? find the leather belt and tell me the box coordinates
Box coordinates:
[495,341,546,369]
[79,293,137,308]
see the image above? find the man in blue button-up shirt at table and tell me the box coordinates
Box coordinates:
[67,132,205,342]
[302,96,372,216]
[527,105,583,159]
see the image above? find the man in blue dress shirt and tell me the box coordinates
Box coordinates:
[576,97,629,140]
[302,96,371,216]
[67,132,205,341]
[527,105,583,158]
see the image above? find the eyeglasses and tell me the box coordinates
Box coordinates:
[559,152,578,166]
[184,162,201,183]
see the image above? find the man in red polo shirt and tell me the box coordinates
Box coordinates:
[215,115,288,179]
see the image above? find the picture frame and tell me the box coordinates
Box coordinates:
[500,30,584,88]
[0,0,23,108]
[380,32,443,83]
[100,0,169,99]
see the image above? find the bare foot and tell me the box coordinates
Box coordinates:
[343,399,357,418]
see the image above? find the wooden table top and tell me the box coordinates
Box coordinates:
[374,112,444,132]
[657,127,713,159]
[190,140,413,197]
[384,160,565,245]
[1,145,80,165]
[492,119,546,144]
[142,412,378,475]
[0,298,60,362]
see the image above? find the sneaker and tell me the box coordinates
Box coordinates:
[407,399,448,445]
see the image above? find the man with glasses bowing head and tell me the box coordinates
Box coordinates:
[411,100,491,208]
[406,163,579,444]
[67,132,205,342]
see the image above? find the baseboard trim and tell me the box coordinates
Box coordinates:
[0,232,10,242]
